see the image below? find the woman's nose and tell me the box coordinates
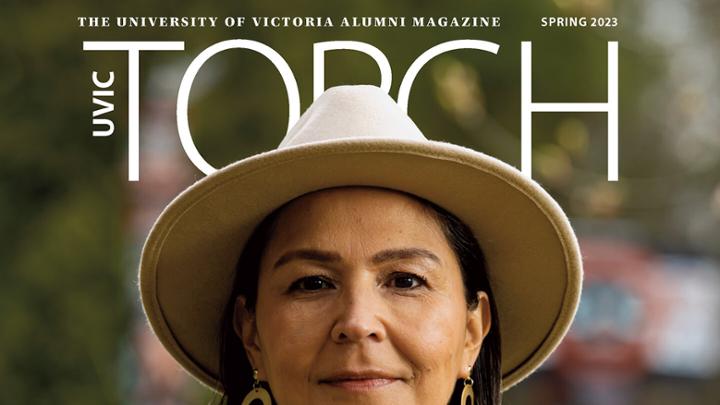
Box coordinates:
[330,287,387,343]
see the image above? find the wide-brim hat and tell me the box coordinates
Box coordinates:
[139,85,582,392]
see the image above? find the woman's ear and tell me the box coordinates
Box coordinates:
[460,291,491,378]
[233,296,264,377]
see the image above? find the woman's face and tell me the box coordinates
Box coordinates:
[235,187,490,405]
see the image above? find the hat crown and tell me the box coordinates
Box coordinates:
[279,85,427,148]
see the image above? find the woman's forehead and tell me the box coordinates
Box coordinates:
[276,186,435,227]
[263,186,452,259]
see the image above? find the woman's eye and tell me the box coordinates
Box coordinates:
[388,273,426,289]
[289,276,335,292]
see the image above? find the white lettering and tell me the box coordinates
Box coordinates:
[521,41,619,180]
[83,41,184,181]
[177,39,300,175]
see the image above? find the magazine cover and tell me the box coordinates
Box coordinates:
[2,1,719,404]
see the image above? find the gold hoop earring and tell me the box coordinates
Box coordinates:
[241,369,271,405]
[460,376,474,405]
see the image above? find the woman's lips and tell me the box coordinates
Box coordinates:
[319,373,402,392]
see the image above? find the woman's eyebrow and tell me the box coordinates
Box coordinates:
[273,247,441,269]
[371,248,441,265]
[273,249,342,269]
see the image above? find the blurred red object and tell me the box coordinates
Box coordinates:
[554,238,668,384]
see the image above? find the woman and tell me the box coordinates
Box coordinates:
[139,85,582,404]
[220,186,500,405]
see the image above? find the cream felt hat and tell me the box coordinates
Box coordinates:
[139,85,582,392]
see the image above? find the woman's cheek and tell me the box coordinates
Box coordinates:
[259,296,332,355]
[254,300,332,403]
[389,295,466,365]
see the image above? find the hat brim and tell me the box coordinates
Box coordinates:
[139,138,582,392]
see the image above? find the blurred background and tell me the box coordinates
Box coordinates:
[1,0,719,404]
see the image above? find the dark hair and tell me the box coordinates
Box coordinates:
[217,190,502,405]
